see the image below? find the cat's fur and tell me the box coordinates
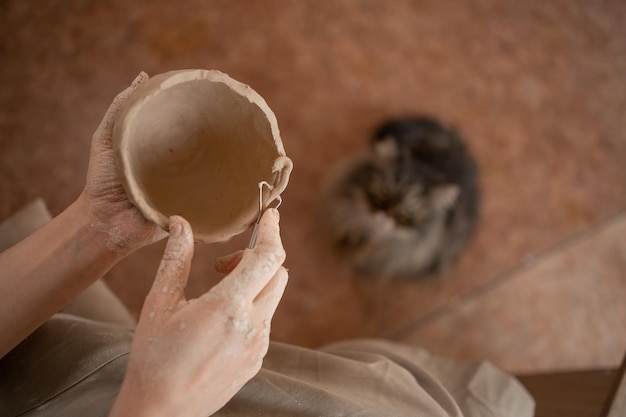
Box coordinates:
[319,116,480,279]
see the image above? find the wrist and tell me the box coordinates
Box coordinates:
[75,193,143,259]
[109,373,181,417]
[0,196,131,356]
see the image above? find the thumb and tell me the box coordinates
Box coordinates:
[93,71,149,144]
[145,216,194,315]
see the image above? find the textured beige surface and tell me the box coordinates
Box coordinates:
[397,213,626,373]
[1,0,625,373]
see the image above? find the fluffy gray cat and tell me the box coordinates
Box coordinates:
[319,117,480,279]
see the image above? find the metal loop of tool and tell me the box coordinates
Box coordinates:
[248,181,282,249]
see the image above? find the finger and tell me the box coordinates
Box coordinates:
[93,71,149,143]
[253,266,288,319]
[218,209,285,300]
[214,250,244,274]
[145,215,194,315]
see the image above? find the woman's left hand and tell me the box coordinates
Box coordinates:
[82,72,167,254]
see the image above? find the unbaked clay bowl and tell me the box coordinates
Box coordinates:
[112,69,293,243]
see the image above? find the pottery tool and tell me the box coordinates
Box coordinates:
[248,181,282,249]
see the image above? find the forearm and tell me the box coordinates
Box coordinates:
[0,194,128,357]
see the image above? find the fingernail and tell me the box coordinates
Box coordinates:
[214,258,224,270]
[214,257,229,272]
[268,208,280,220]
[131,71,148,88]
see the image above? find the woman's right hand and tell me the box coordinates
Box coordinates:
[109,209,288,417]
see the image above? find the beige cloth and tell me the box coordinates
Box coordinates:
[0,314,534,417]
[0,200,533,415]
[0,315,130,417]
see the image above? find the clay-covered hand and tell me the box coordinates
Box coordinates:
[82,72,167,254]
[109,210,288,417]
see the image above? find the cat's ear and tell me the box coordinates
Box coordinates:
[431,184,460,211]
[373,136,398,163]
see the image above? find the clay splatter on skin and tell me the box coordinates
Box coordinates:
[221,294,253,334]
[246,327,257,340]
[259,320,270,338]
[89,220,135,255]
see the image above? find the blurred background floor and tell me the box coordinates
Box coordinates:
[1,0,625,374]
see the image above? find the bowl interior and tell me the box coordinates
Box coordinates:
[125,79,279,241]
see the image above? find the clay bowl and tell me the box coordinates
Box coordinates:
[112,69,293,243]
